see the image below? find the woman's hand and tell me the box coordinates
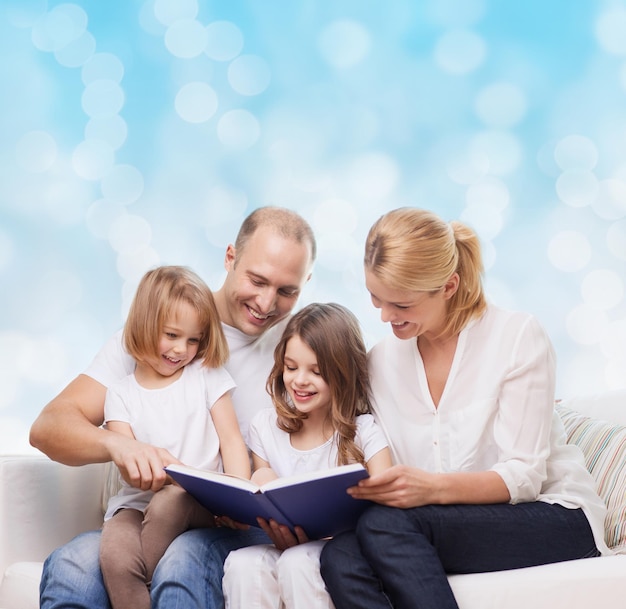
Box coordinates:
[257,517,309,551]
[347,464,441,508]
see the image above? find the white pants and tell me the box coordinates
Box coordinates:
[223,541,335,609]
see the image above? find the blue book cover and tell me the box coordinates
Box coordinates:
[165,462,371,540]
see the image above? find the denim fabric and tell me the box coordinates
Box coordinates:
[320,502,599,609]
[40,526,270,609]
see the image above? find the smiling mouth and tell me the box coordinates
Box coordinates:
[246,305,274,321]
[163,355,182,364]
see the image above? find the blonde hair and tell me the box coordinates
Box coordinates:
[124,266,228,368]
[267,303,370,467]
[364,207,487,337]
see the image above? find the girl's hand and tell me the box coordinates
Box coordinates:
[257,517,309,551]
[347,464,440,508]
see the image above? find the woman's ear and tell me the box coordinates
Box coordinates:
[442,273,460,300]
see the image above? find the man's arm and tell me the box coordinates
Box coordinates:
[30,374,176,491]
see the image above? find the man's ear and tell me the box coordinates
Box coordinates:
[224,244,236,271]
[442,273,460,300]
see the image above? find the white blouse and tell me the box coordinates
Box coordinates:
[368,304,610,555]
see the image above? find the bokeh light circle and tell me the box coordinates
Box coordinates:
[581,269,624,310]
[16,130,57,173]
[72,139,115,180]
[555,169,598,207]
[175,82,218,123]
[434,29,486,74]
[82,79,125,118]
[205,21,244,61]
[227,55,271,96]
[474,82,527,128]
[592,179,626,220]
[317,20,371,69]
[554,135,599,171]
[217,109,260,150]
[165,19,208,58]
[566,304,609,346]
[547,230,592,272]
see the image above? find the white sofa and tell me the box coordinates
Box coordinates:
[1,390,625,609]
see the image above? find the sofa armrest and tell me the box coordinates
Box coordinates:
[0,455,109,582]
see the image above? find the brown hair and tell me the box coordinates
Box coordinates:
[124,265,228,368]
[234,206,317,264]
[365,207,487,337]
[267,303,370,466]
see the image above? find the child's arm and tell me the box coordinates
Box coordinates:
[211,393,251,479]
[251,452,277,485]
[365,446,393,476]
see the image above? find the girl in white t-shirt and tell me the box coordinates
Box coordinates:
[222,302,392,609]
[99,266,250,609]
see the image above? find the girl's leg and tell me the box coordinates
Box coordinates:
[100,508,149,609]
[141,484,215,582]
[223,544,282,609]
[276,541,335,609]
[357,502,598,609]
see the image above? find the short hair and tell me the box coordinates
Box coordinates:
[234,206,317,264]
[124,266,228,368]
[364,207,487,337]
[267,302,370,467]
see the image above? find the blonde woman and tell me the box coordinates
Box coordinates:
[320,208,610,609]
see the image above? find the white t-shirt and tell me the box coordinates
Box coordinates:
[248,409,388,476]
[103,360,235,519]
[367,303,611,555]
[84,319,288,443]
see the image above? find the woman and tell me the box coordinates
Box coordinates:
[319,207,610,609]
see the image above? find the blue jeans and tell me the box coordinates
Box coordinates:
[40,526,270,609]
[320,502,599,609]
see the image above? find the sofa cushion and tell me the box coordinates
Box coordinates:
[557,404,626,553]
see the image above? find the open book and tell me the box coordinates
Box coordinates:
[165,462,371,540]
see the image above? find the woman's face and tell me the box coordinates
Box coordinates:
[365,269,452,341]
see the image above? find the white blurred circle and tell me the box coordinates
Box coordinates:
[82,52,125,84]
[72,139,115,180]
[227,55,271,96]
[581,269,624,310]
[566,304,609,345]
[318,20,371,69]
[85,199,127,239]
[313,198,358,235]
[54,30,96,67]
[474,82,527,128]
[205,21,244,61]
[446,146,490,184]
[592,179,626,220]
[31,3,88,52]
[554,135,599,171]
[108,214,153,254]
[555,170,598,207]
[165,19,208,58]
[346,153,399,199]
[117,248,161,283]
[175,82,218,123]
[469,130,521,175]
[460,205,503,240]
[217,109,260,150]
[434,29,486,74]
[85,115,128,150]
[466,178,510,211]
[101,164,144,205]
[82,79,125,118]
[16,130,57,172]
[595,6,626,55]
[607,219,626,261]
[547,230,591,272]
[153,0,198,26]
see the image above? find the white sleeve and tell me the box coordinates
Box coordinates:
[356,414,390,463]
[103,384,132,425]
[84,329,135,389]
[489,315,557,503]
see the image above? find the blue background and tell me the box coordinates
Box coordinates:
[1,0,625,453]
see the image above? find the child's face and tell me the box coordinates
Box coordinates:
[282,335,331,416]
[148,301,203,378]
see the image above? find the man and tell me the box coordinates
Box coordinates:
[30,206,316,609]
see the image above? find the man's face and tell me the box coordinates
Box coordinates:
[220,226,313,337]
